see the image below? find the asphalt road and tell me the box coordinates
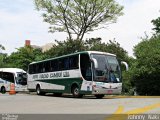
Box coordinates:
[0,94,160,114]
[0,93,160,115]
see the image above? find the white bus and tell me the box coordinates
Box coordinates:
[0,68,27,93]
[28,51,126,98]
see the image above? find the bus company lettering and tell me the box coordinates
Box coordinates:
[32,72,70,80]
[50,72,62,78]
[39,74,49,79]
[63,71,70,77]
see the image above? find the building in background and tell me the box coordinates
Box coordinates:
[25,40,54,52]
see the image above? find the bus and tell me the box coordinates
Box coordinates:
[27,51,127,98]
[0,68,27,94]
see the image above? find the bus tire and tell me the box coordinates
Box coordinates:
[71,85,83,98]
[36,85,45,95]
[1,86,6,94]
[95,94,104,99]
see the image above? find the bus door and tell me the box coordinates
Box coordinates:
[15,72,27,91]
[80,54,93,91]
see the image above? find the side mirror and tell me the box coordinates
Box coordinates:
[91,58,98,69]
[121,61,129,71]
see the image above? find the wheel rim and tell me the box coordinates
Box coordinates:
[1,87,6,94]
[37,87,40,94]
[74,87,79,95]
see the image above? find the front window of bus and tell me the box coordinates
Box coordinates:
[91,54,121,83]
[16,72,27,85]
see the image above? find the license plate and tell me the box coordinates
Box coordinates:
[107,90,113,94]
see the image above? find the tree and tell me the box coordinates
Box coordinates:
[0,44,5,67]
[85,38,128,61]
[6,46,44,71]
[0,54,7,68]
[0,44,5,51]
[132,35,160,95]
[44,39,86,58]
[45,38,128,62]
[151,17,160,34]
[35,0,123,41]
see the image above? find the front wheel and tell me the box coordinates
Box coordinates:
[1,86,6,94]
[71,85,83,98]
[95,94,104,99]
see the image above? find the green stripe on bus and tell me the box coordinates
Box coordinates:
[36,78,83,93]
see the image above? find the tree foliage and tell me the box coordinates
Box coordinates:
[5,46,44,71]
[85,38,128,61]
[132,35,160,95]
[45,38,128,61]
[0,44,5,51]
[0,44,5,68]
[151,17,160,34]
[44,39,86,58]
[0,54,7,68]
[35,0,123,40]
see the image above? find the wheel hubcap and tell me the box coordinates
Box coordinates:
[74,88,79,95]
[37,88,40,94]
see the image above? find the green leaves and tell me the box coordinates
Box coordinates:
[0,44,5,51]
[134,36,160,73]
[132,35,160,95]
[45,38,128,62]
[151,17,160,34]
[5,46,44,71]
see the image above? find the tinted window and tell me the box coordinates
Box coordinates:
[51,60,58,71]
[62,57,70,70]
[29,65,34,74]
[29,55,79,74]
[0,72,2,78]
[44,61,51,72]
[0,72,14,83]
[70,55,79,69]
[37,63,44,73]
[80,54,92,81]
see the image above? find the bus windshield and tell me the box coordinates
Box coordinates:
[91,54,121,83]
[16,72,27,85]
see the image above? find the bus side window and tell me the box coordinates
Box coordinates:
[0,71,2,78]
[50,60,53,71]
[44,61,51,72]
[36,63,39,73]
[2,72,14,83]
[62,57,69,70]
[70,55,79,69]
[51,60,58,72]
[33,64,37,74]
[58,59,63,71]
[29,65,34,74]
[36,63,44,73]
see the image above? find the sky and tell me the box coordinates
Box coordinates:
[0,0,160,56]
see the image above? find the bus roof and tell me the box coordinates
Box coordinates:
[29,51,116,65]
[0,68,26,74]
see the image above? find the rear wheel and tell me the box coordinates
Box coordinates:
[95,94,104,99]
[36,85,45,95]
[71,85,83,98]
[1,86,6,94]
